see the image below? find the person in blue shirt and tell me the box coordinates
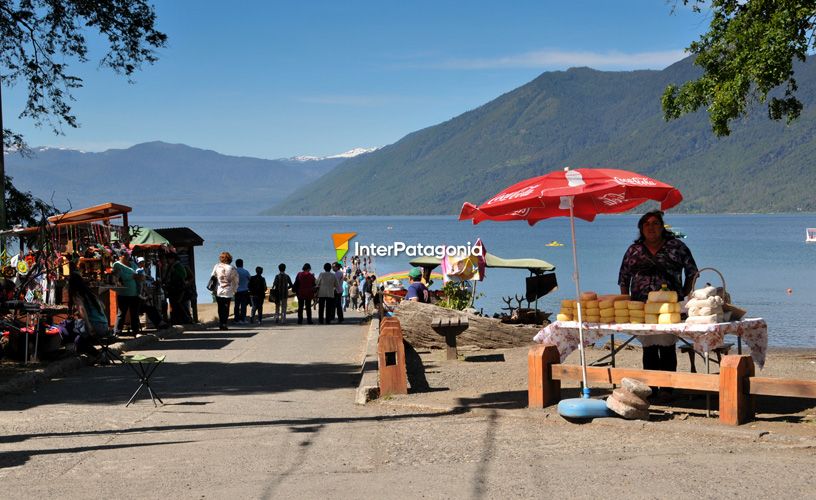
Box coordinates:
[404,267,429,303]
[233,258,252,323]
[112,251,142,335]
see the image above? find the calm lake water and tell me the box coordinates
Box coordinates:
[132,214,816,348]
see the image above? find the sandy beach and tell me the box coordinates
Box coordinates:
[379,341,816,436]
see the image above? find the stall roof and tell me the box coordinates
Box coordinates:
[155,227,204,247]
[48,202,132,225]
[409,253,555,274]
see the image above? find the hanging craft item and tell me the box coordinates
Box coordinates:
[2,265,15,277]
[16,260,29,275]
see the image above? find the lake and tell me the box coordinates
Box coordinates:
[131,214,816,348]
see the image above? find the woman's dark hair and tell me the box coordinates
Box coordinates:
[302,263,311,271]
[635,210,675,243]
[68,272,104,317]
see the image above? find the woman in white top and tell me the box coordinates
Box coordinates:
[315,262,339,324]
[212,251,239,330]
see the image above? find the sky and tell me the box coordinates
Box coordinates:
[2,1,712,159]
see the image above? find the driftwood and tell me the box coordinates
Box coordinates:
[394,300,538,349]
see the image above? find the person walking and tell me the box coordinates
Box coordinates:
[233,258,251,323]
[331,262,344,323]
[112,250,141,336]
[271,263,293,324]
[136,257,169,330]
[349,279,359,311]
[293,263,315,324]
[164,252,190,325]
[248,266,267,324]
[212,251,239,330]
[316,262,338,324]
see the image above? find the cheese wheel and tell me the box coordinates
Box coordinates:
[644,314,659,324]
[627,301,645,310]
[561,299,576,308]
[598,294,630,302]
[658,312,681,324]
[584,315,601,323]
[628,309,645,319]
[598,300,614,310]
[644,302,660,314]
[585,300,599,309]
[584,307,600,317]
[613,300,628,310]
[580,292,597,301]
[599,308,615,318]
[647,289,678,303]
[629,320,643,324]
[556,313,573,322]
[664,302,681,313]
[559,308,573,316]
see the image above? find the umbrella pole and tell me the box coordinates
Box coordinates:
[568,202,590,398]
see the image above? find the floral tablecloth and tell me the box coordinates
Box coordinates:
[533,318,768,369]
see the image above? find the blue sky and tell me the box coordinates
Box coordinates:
[3,1,711,159]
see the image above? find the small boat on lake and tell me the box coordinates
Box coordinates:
[806,228,816,243]
[545,241,564,247]
[665,224,686,239]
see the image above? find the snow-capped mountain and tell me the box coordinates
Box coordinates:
[290,147,378,162]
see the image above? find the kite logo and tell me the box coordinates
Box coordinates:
[332,232,356,263]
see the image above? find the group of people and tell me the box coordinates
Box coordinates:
[209,253,294,330]
[63,248,193,356]
[208,253,391,329]
[109,249,194,336]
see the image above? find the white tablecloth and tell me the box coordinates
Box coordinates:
[533,318,768,369]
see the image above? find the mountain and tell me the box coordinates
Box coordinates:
[273,56,816,215]
[4,142,366,215]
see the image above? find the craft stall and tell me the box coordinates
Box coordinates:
[0,202,134,362]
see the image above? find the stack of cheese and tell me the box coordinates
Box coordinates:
[644,288,681,324]
[557,299,576,321]
[605,377,651,420]
[556,292,602,322]
[624,300,645,324]
[685,285,724,324]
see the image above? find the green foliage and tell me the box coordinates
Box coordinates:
[3,174,57,227]
[437,281,481,311]
[663,0,816,136]
[0,0,167,148]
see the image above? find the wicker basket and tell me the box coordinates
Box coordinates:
[689,267,746,321]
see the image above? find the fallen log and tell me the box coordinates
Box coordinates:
[394,300,540,349]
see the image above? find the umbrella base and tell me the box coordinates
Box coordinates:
[557,397,615,420]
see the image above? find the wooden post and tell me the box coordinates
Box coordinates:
[528,344,561,408]
[719,355,755,426]
[378,317,408,396]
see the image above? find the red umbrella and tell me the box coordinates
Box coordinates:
[459,167,683,405]
[459,168,682,224]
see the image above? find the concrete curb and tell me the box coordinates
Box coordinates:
[355,318,380,404]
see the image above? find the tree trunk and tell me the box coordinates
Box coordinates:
[394,300,539,349]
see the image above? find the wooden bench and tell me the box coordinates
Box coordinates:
[529,344,816,425]
[679,342,734,373]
